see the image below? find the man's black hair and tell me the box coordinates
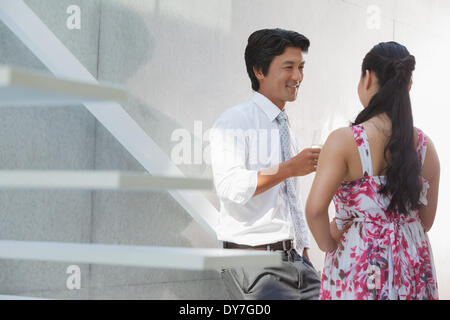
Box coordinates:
[245,28,310,91]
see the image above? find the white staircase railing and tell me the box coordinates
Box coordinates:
[0,66,283,297]
[0,0,220,237]
[0,4,283,299]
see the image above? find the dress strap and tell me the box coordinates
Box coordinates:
[351,125,373,177]
[416,128,428,166]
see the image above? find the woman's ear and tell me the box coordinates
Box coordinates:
[253,66,264,80]
[364,69,371,90]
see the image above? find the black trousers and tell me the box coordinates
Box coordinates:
[221,249,321,300]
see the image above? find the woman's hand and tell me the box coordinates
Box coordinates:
[330,218,353,247]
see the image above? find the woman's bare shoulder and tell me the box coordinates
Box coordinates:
[325,127,355,148]
[319,127,356,163]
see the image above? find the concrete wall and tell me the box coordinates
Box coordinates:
[0,0,448,299]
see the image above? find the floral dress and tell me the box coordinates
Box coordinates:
[319,125,438,300]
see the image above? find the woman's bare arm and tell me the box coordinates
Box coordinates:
[419,136,440,232]
[305,128,351,251]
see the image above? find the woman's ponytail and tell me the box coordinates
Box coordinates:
[353,42,423,215]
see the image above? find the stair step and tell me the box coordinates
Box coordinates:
[0,240,282,270]
[0,65,127,106]
[0,170,212,190]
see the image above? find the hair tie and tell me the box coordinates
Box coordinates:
[392,55,415,86]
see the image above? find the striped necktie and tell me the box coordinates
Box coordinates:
[276,110,309,254]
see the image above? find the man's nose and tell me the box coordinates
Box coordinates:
[292,68,302,82]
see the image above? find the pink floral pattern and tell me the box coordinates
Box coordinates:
[319,125,438,300]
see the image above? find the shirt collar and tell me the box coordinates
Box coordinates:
[251,92,284,122]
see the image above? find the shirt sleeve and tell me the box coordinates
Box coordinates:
[209,114,258,205]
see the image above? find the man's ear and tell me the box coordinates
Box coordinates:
[253,66,264,80]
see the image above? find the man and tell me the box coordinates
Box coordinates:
[209,28,321,300]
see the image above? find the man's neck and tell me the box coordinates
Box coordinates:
[257,91,285,111]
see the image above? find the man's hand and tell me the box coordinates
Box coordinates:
[287,148,321,177]
[253,148,320,197]
[330,218,353,246]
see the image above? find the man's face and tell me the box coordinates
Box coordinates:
[256,47,305,109]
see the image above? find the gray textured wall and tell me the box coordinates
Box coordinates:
[0,0,448,299]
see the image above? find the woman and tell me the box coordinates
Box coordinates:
[305,42,439,300]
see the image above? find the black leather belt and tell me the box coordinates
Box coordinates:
[223,240,293,251]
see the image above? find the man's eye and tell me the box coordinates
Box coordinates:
[285,67,293,70]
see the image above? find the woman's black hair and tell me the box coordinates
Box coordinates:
[245,28,310,91]
[353,41,422,215]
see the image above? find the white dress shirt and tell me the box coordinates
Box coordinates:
[210,92,310,248]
